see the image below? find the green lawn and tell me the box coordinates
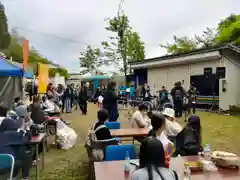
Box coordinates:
[31,104,240,180]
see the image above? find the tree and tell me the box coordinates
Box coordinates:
[4,30,69,78]
[216,14,240,45]
[160,35,198,54]
[79,45,101,75]
[0,2,10,50]
[102,13,145,76]
[195,28,217,48]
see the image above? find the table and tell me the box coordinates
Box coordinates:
[110,128,149,138]
[30,133,46,180]
[94,156,240,180]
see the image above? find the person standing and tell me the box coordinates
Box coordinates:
[103,81,119,122]
[142,82,151,101]
[170,81,187,117]
[75,85,81,110]
[187,84,199,114]
[79,83,88,115]
[157,86,169,106]
[63,85,73,113]
[119,83,126,98]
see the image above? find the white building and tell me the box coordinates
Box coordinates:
[129,44,240,110]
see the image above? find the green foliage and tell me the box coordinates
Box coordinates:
[161,14,240,54]
[0,2,10,50]
[160,36,198,54]
[102,13,145,75]
[79,45,101,74]
[216,14,240,45]
[195,28,217,48]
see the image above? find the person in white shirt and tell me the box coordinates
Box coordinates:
[162,108,182,141]
[98,94,104,108]
[130,104,150,128]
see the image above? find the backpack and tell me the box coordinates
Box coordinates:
[183,128,200,155]
[86,123,107,161]
[174,89,182,100]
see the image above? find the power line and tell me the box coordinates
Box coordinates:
[13,26,161,47]
[14,26,97,46]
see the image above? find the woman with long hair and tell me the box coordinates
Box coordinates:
[132,137,178,180]
[103,81,119,121]
[175,115,202,156]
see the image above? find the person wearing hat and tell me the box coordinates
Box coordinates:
[162,108,182,142]
[15,105,33,131]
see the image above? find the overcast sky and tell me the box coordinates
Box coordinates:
[2,0,240,72]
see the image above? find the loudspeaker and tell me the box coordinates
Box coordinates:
[204,67,212,78]
[216,67,226,79]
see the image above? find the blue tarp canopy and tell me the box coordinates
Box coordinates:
[0,58,34,78]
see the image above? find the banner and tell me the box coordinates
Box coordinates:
[38,63,49,94]
[23,39,29,70]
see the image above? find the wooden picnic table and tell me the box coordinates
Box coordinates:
[94,156,240,180]
[30,133,46,180]
[110,128,149,138]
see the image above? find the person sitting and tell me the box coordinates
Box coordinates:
[162,108,182,142]
[42,96,60,116]
[131,137,179,180]
[0,106,32,180]
[0,106,22,132]
[30,95,46,124]
[130,104,150,129]
[175,115,202,156]
[15,105,33,131]
[148,111,172,149]
[93,108,112,140]
[12,97,21,111]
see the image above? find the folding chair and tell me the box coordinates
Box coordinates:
[105,144,137,161]
[105,122,120,130]
[0,154,15,180]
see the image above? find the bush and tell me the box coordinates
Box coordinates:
[229,105,240,113]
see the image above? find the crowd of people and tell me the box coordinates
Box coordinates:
[0,79,200,179]
[86,80,202,180]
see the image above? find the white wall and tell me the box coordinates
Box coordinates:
[219,56,240,110]
[147,60,218,94]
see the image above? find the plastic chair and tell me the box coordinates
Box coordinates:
[0,154,15,180]
[105,144,137,161]
[105,122,120,130]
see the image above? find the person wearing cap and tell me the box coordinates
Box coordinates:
[15,105,33,131]
[162,108,182,142]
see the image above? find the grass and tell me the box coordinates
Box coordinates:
[31,104,240,180]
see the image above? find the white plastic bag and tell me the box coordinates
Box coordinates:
[56,119,78,149]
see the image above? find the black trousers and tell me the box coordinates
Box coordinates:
[80,101,87,114]
[13,146,33,178]
[174,100,183,117]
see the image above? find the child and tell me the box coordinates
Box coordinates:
[97,92,104,108]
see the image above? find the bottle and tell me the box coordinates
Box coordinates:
[204,144,211,161]
[184,162,191,180]
[124,151,130,177]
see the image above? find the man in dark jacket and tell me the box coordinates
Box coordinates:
[170,81,187,117]
[79,83,88,115]
[0,130,32,180]
[0,106,32,180]
[103,81,119,121]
